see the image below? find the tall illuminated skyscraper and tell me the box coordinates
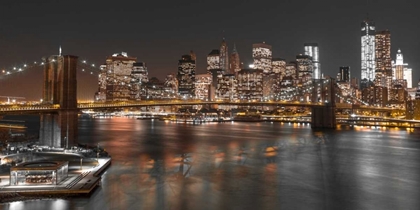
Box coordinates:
[361,18,376,87]
[272,58,286,82]
[392,49,413,88]
[252,42,272,73]
[338,66,350,82]
[404,68,412,88]
[394,49,404,80]
[414,80,420,120]
[296,54,313,85]
[177,54,196,98]
[195,74,212,100]
[131,62,149,100]
[220,38,229,72]
[375,30,392,92]
[304,43,321,79]
[207,49,220,72]
[96,52,137,102]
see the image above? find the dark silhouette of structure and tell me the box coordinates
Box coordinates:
[40,55,78,148]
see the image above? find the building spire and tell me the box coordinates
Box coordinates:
[222,30,225,40]
[232,43,238,54]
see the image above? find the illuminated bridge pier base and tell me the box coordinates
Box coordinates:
[39,55,78,148]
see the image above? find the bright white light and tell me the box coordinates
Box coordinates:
[23,64,27,67]
[83,60,87,63]
[13,67,16,70]
[249,64,255,68]
[91,64,95,67]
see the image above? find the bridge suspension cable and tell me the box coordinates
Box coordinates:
[1,56,101,78]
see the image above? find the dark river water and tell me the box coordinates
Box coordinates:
[2,117,420,210]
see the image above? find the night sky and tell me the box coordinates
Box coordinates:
[1,0,419,100]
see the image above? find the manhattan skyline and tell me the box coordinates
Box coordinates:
[0,0,419,100]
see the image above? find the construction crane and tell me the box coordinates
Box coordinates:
[0,96,26,104]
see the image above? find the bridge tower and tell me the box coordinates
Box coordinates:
[311,79,337,129]
[40,55,78,148]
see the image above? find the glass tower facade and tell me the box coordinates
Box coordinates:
[361,19,376,85]
[304,43,321,79]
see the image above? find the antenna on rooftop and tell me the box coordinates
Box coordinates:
[366,0,370,20]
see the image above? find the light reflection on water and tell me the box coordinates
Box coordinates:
[1,118,420,210]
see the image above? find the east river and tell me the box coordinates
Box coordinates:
[2,118,420,210]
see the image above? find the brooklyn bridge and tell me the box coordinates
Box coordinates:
[0,54,418,149]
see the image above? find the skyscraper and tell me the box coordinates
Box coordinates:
[207,49,220,72]
[296,54,313,85]
[195,74,212,100]
[338,66,350,82]
[131,62,149,100]
[394,49,404,80]
[414,80,420,120]
[164,73,178,98]
[177,54,196,98]
[216,74,237,101]
[229,44,241,74]
[361,18,376,87]
[95,52,138,102]
[237,69,263,100]
[304,43,321,79]
[220,38,229,72]
[375,30,392,92]
[252,42,272,73]
[392,49,413,88]
[404,67,413,88]
[272,58,286,75]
